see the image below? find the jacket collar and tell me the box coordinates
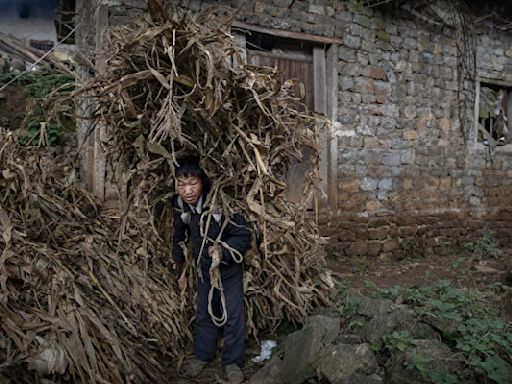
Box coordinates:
[177,195,203,214]
[176,195,222,225]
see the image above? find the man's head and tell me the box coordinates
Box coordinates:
[175,157,207,205]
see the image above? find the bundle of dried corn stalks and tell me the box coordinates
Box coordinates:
[77,3,334,332]
[0,132,191,382]
[0,3,334,383]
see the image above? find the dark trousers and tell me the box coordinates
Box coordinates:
[194,264,245,367]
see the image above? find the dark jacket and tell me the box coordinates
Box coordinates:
[171,194,251,271]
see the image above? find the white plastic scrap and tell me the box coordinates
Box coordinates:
[251,340,277,363]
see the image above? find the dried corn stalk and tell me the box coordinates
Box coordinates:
[85,4,333,327]
[0,131,193,383]
[0,3,334,383]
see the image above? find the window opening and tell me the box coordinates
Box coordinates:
[478,83,511,146]
[30,40,54,52]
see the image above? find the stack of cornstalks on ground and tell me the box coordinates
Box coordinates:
[0,3,334,383]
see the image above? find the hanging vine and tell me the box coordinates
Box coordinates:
[449,0,477,145]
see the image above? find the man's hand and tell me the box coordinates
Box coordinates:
[208,245,222,269]
[208,245,221,257]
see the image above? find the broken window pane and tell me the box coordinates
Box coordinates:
[478,84,510,146]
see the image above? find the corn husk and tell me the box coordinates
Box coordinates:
[0,4,334,382]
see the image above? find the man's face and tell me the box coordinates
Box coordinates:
[176,175,202,205]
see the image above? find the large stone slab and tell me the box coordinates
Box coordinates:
[246,355,284,384]
[281,315,340,384]
[304,315,340,345]
[344,374,383,384]
[358,305,436,346]
[421,311,460,338]
[335,334,363,345]
[349,295,394,317]
[360,305,416,345]
[319,343,379,384]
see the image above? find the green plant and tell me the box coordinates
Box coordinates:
[374,284,402,301]
[0,72,73,98]
[366,281,512,384]
[1,71,73,145]
[385,330,413,351]
[452,255,466,269]
[411,354,459,384]
[18,120,62,146]
[353,263,369,276]
[331,281,348,304]
[348,0,365,12]
[464,231,500,259]
[341,295,360,318]
[24,73,72,98]
[473,356,512,384]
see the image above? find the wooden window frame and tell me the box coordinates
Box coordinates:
[473,77,512,152]
[233,24,338,209]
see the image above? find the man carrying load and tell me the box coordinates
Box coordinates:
[172,157,251,384]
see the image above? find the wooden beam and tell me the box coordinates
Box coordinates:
[232,21,343,45]
[326,44,338,209]
[314,47,328,207]
[93,3,109,201]
[313,48,327,114]
[477,76,512,88]
[75,0,96,191]
[246,49,313,63]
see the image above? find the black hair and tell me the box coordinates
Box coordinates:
[175,156,210,193]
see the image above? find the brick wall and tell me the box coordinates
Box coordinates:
[100,0,512,257]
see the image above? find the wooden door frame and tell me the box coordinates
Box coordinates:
[233,26,338,209]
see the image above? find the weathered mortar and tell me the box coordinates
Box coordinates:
[99,0,512,257]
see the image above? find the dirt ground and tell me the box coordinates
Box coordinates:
[331,247,512,292]
[174,248,512,383]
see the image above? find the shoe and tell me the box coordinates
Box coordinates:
[497,137,506,146]
[224,363,244,383]
[185,359,208,377]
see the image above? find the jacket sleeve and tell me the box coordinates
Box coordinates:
[172,207,188,263]
[220,213,251,264]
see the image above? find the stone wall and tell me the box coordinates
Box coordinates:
[329,1,512,257]
[102,0,512,258]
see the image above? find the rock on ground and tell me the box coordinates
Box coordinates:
[281,315,340,384]
[360,305,436,346]
[319,343,379,384]
[388,339,464,384]
[246,355,284,384]
[351,295,394,317]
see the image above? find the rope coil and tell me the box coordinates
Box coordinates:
[207,246,227,326]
